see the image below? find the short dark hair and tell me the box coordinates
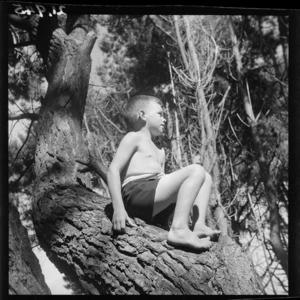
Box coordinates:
[123,95,163,128]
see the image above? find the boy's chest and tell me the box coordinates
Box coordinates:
[137,140,164,163]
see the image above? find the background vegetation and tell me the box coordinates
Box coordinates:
[9,14,288,294]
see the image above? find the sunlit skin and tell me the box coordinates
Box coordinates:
[107,99,221,250]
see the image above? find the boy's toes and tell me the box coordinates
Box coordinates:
[194,227,221,241]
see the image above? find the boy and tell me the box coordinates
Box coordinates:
[107,95,221,250]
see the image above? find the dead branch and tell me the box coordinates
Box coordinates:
[9,113,39,121]
[95,106,125,134]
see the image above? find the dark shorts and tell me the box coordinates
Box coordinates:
[121,175,160,223]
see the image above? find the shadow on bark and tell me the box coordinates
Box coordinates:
[32,184,263,295]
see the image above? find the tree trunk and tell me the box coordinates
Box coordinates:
[10,14,262,295]
[9,202,51,295]
[32,185,262,295]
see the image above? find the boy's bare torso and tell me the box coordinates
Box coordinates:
[121,133,164,181]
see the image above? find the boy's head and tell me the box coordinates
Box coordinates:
[124,95,163,130]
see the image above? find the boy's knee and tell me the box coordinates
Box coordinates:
[205,172,213,185]
[188,164,206,181]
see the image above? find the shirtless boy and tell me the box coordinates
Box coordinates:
[107,95,221,250]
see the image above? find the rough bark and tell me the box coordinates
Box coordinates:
[8,13,97,295]
[32,185,262,295]
[32,17,98,200]
[9,202,51,295]
[10,14,262,295]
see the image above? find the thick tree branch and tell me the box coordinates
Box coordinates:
[76,154,108,185]
[80,31,97,57]
[173,16,190,73]
[9,113,39,121]
[8,14,38,33]
[32,185,262,295]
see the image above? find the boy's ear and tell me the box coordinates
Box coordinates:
[139,110,147,121]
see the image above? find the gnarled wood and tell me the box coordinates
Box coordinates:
[32,185,262,295]
[10,13,262,295]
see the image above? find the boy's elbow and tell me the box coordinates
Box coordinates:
[107,165,119,177]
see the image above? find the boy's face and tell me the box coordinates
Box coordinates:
[143,101,166,136]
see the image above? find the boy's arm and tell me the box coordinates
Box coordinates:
[107,132,139,232]
[161,148,166,174]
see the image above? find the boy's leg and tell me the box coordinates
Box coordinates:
[192,172,221,239]
[153,164,204,217]
[153,164,212,250]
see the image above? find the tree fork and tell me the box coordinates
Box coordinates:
[23,14,262,295]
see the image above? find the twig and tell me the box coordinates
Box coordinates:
[215,85,231,137]
[10,98,27,115]
[236,113,250,127]
[149,15,176,43]
[96,106,125,134]
[9,118,20,141]
[172,65,195,88]
[228,116,242,147]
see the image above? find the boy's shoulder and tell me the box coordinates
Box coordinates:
[123,131,141,139]
[121,131,143,144]
[120,131,153,148]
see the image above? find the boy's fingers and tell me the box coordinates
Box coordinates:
[113,222,120,232]
[121,219,126,231]
[113,221,123,232]
[126,217,136,227]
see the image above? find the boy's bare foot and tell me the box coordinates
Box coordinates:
[193,225,221,241]
[167,227,212,250]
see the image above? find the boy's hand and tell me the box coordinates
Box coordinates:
[112,209,136,232]
[125,215,136,228]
